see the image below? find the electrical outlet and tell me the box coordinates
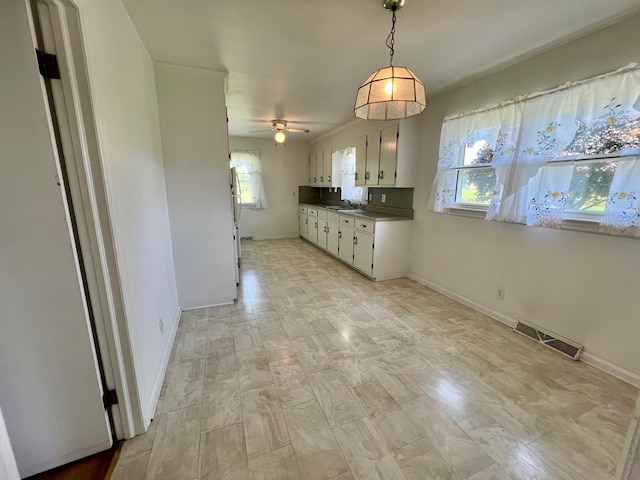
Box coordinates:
[368,193,373,201]
[497,289,505,300]
[159,318,164,335]
[381,194,386,203]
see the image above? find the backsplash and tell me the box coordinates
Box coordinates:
[368,188,413,209]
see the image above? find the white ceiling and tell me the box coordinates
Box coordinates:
[121,0,640,140]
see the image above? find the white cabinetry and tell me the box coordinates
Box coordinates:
[307,208,319,244]
[317,209,328,250]
[299,206,308,240]
[326,212,340,257]
[310,146,337,187]
[353,119,419,188]
[338,216,355,264]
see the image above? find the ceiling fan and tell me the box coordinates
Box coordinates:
[250,119,310,144]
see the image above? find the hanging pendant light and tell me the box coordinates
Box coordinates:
[354,0,426,120]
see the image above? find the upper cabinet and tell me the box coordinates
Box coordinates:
[353,120,419,188]
[309,145,338,187]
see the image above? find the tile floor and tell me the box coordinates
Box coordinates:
[112,238,638,480]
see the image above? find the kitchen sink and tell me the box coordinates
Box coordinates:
[324,205,358,210]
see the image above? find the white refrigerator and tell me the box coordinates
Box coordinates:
[230,167,241,285]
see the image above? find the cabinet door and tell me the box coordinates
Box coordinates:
[316,150,324,186]
[309,217,319,245]
[318,220,328,250]
[309,151,318,186]
[379,125,398,186]
[338,225,354,264]
[299,213,308,239]
[322,147,332,186]
[366,131,380,186]
[353,232,374,275]
[327,220,339,256]
[354,135,367,187]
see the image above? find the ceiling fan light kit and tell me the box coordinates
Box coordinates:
[250,119,309,145]
[354,0,426,120]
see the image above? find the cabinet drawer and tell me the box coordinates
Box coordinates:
[317,209,328,220]
[327,212,339,223]
[307,208,318,217]
[299,206,308,213]
[355,219,375,233]
[339,215,355,227]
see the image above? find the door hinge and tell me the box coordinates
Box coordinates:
[371,263,374,269]
[35,49,60,79]
[103,389,118,410]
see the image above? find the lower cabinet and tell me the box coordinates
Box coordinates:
[299,208,308,240]
[300,205,411,281]
[353,231,374,276]
[326,217,339,257]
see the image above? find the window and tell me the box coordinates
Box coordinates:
[230,150,267,209]
[336,147,367,203]
[430,65,640,238]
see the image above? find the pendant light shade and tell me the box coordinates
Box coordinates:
[354,0,426,120]
[355,65,426,120]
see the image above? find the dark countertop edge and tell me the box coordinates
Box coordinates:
[299,203,413,222]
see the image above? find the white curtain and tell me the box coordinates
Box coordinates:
[230,150,268,209]
[431,64,640,237]
[600,157,640,237]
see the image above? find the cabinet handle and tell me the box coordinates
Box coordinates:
[328,175,331,182]
[379,170,384,179]
[313,177,317,183]
[353,236,358,245]
[315,221,318,228]
[305,218,308,224]
[365,171,370,180]
[320,176,323,183]
[355,173,358,180]
[338,231,342,239]
[360,224,367,228]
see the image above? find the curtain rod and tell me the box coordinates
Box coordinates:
[443,63,639,123]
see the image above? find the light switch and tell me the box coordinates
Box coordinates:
[381,194,386,203]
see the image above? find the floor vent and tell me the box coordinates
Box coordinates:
[513,321,583,360]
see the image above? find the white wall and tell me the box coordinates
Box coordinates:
[228,137,309,239]
[0,1,112,475]
[410,13,640,384]
[155,63,237,310]
[0,406,19,480]
[75,0,180,423]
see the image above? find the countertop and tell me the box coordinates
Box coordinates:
[299,203,412,222]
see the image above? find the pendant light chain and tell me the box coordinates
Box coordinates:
[386,9,396,66]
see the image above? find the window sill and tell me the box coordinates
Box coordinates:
[447,206,609,236]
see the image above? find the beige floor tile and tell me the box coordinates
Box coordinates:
[401,396,494,479]
[351,379,421,450]
[201,370,242,433]
[393,437,456,480]
[145,404,201,480]
[308,370,366,428]
[270,357,316,409]
[248,445,302,480]
[333,417,406,480]
[115,239,638,480]
[199,422,249,480]
[283,400,350,480]
[241,384,291,457]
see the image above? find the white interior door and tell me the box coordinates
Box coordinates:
[0,1,113,476]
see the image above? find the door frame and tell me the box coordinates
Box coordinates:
[29,0,144,439]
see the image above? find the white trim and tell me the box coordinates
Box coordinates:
[145,305,181,422]
[407,273,516,328]
[581,352,640,390]
[407,273,640,389]
[250,235,300,241]
[182,301,235,311]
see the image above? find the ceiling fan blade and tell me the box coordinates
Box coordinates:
[249,128,275,133]
[285,127,310,133]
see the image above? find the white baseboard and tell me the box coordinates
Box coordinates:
[581,352,640,390]
[182,300,235,311]
[249,234,299,241]
[146,304,181,423]
[407,273,640,389]
[407,273,517,329]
